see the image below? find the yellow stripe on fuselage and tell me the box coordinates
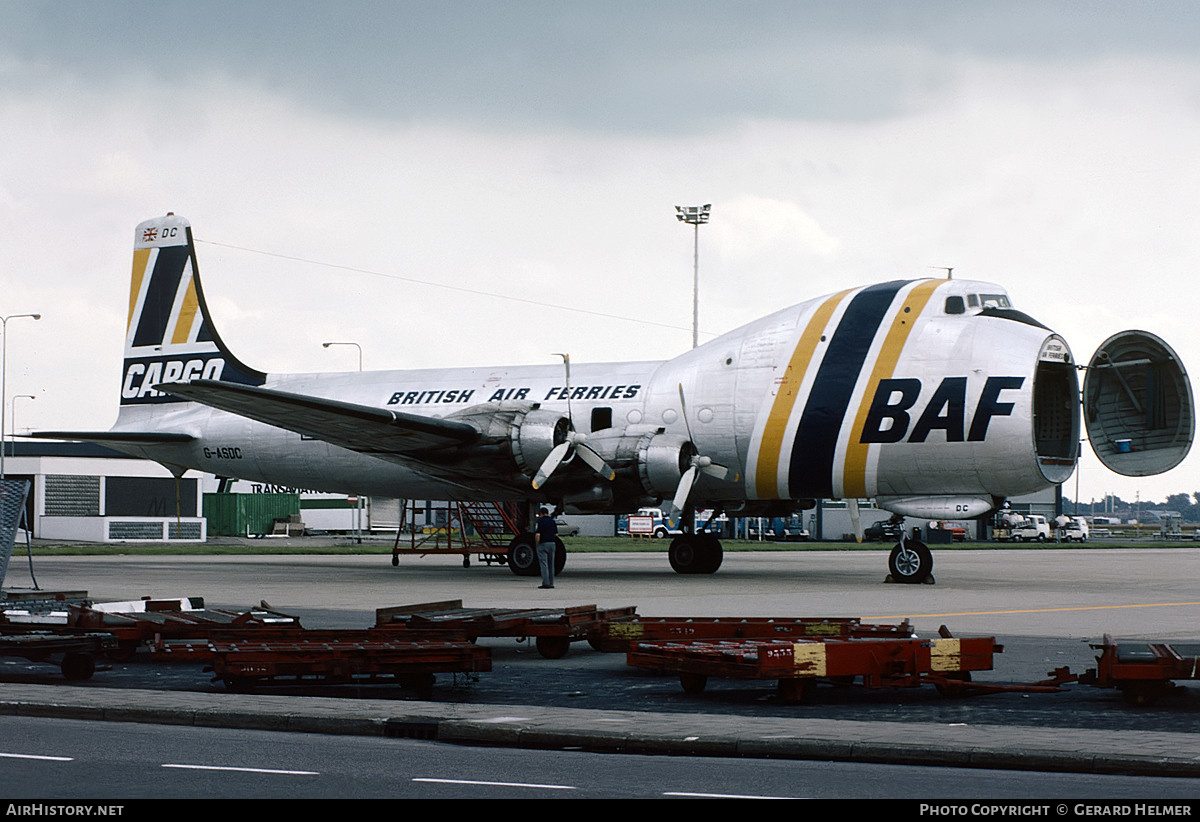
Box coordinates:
[171,275,201,345]
[753,288,853,497]
[127,248,152,334]
[840,279,946,498]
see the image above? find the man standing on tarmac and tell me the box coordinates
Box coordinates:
[534,507,558,589]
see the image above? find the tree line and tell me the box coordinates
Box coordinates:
[1061,492,1200,524]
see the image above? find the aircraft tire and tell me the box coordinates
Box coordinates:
[668,535,702,574]
[553,538,566,574]
[668,534,723,574]
[888,540,933,584]
[507,535,539,576]
[697,533,723,574]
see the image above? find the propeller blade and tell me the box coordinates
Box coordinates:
[575,442,616,481]
[531,441,571,489]
[677,383,696,443]
[674,385,735,505]
[556,353,574,422]
[672,465,698,514]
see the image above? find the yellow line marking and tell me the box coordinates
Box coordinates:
[867,602,1200,621]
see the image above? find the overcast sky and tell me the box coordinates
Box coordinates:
[2,1,1199,506]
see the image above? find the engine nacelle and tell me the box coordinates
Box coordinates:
[447,402,570,480]
[508,408,570,476]
[444,405,697,504]
[638,432,696,499]
[583,425,694,500]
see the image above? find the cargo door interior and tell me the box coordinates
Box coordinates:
[1083,331,1194,476]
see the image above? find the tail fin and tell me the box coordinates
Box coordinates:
[121,214,265,405]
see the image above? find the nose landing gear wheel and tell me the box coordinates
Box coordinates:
[888,540,933,584]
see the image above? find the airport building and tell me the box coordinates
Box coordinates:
[3,441,1061,544]
[3,441,205,542]
[2,441,395,542]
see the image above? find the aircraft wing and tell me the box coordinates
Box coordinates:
[160,379,481,456]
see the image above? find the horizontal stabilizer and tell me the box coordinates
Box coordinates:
[27,431,195,445]
[159,380,480,455]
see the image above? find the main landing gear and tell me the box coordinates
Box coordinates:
[667,506,724,575]
[887,531,934,584]
[668,532,723,574]
[506,534,566,577]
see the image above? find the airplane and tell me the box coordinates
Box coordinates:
[34,213,1194,583]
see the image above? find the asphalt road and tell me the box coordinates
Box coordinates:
[6,716,1199,800]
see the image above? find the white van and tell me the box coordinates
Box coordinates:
[1007,514,1051,542]
[1057,516,1089,542]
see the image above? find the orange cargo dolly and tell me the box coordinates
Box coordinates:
[0,628,119,681]
[626,631,1004,703]
[67,598,301,661]
[1078,634,1200,706]
[207,631,491,698]
[375,599,638,659]
[591,615,915,652]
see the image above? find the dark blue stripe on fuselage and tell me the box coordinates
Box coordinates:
[787,280,908,498]
[132,245,189,348]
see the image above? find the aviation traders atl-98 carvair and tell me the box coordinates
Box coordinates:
[36,213,1194,582]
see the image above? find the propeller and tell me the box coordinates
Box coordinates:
[669,383,734,514]
[530,354,615,490]
[532,430,614,489]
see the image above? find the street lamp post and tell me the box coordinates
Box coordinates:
[322,340,364,538]
[675,204,711,349]
[11,394,34,444]
[1,313,41,479]
[322,341,363,371]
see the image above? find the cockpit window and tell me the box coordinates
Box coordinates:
[947,293,1012,315]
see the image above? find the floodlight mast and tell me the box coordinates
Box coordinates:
[322,341,363,371]
[675,204,711,349]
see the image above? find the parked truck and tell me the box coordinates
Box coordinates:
[993,513,1052,542]
[1055,515,1089,542]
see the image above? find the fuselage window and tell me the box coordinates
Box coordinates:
[945,296,966,314]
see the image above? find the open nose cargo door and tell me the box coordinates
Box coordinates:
[1083,331,1194,476]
